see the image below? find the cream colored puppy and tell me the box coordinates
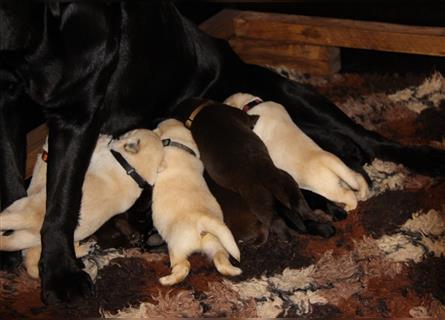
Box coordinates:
[152,119,241,286]
[0,129,165,278]
[224,93,369,211]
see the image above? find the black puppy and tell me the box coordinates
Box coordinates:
[174,97,335,241]
[1,2,445,304]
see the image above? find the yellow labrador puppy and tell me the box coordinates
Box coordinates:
[153,119,241,286]
[0,129,165,278]
[224,93,369,211]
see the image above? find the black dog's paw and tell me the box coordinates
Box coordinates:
[304,220,336,238]
[41,268,94,305]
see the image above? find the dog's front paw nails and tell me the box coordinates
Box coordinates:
[41,269,95,305]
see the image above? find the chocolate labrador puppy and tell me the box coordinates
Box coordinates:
[205,172,338,245]
[174,97,335,241]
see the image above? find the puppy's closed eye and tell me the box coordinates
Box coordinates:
[124,139,140,153]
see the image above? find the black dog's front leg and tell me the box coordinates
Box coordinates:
[0,75,32,270]
[39,120,100,304]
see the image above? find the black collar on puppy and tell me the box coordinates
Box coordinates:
[242,98,263,112]
[162,138,197,157]
[110,149,150,189]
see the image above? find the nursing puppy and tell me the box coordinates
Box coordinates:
[152,119,241,285]
[0,129,164,278]
[205,172,346,244]
[224,93,369,211]
[174,98,335,241]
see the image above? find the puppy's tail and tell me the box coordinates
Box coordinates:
[198,216,240,262]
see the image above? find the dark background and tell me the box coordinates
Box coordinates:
[177,1,445,74]
[20,1,445,132]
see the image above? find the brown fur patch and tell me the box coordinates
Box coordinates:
[409,256,445,305]
[235,233,314,281]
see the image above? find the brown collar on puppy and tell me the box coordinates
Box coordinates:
[242,98,263,112]
[162,138,197,157]
[185,102,209,129]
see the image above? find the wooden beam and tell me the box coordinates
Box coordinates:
[230,37,340,75]
[26,123,48,179]
[199,9,242,40]
[237,53,341,75]
[230,37,340,61]
[234,11,445,57]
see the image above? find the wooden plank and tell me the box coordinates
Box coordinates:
[229,37,340,61]
[234,11,445,57]
[237,53,341,75]
[199,9,242,40]
[26,123,48,179]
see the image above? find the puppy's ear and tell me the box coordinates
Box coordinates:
[124,139,140,154]
[153,128,161,137]
[248,115,260,129]
[157,159,167,173]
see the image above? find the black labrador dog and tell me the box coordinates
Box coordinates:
[1,2,444,304]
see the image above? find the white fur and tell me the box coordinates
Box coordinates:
[224,93,369,211]
[0,129,165,278]
[152,119,241,286]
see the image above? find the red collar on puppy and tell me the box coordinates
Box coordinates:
[242,98,263,112]
[41,150,49,163]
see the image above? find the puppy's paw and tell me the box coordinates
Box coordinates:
[217,264,242,277]
[41,268,94,305]
[326,203,348,221]
[213,251,242,277]
[304,220,336,238]
[355,173,370,200]
[159,261,190,286]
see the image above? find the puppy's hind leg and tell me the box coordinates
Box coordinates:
[23,246,42,278]
[0,194,42,231]
[202,233,241,277]
[320,153,369,200]
[0,230,40,251]
[159,250,191,286]
[0,210,30,231]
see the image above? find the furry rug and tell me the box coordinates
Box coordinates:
[1,71,444,319]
